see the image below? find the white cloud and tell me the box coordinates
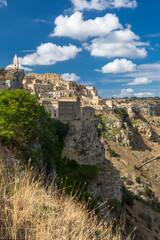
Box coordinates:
[71,0,137,11]
[125,63,160,81]
[144,33,160,38]
[6,64,33,72]
[97,58,136,73]
[113,88,133,97]
[134,92,155,98]
[84,28,147,58]
[51,12,122,40]
[113,87,156,98]
[0,0,7,7]
[19,43,82,66]
[128,77,152,85]
[62,73,80,81]
[121,88,134,95]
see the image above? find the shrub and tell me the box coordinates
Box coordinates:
[117,108,129,118]
[109,149,116,157]
[134,165,138,170]
[136,176,141,184]
[122,187,134,207]
[144,186,152,197]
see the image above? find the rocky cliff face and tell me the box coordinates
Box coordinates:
[62,120,105,165]
[136,103,160,116]
[0,68,24,90]
[62,119,122,204]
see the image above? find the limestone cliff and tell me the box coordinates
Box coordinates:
[0,68,24,90]
[62,119,122,204]
[62,120,105,165]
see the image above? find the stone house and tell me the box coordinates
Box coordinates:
[80,106,95,121]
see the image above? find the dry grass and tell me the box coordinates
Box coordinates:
[0,160,131,240]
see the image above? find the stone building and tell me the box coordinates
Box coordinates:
[41,99,59,119]
[80,106,95,121]
[59,97,81,121]
[40,97,95,122]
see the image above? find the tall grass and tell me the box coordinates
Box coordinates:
[0,160,131,240]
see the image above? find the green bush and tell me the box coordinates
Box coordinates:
[117,108,129,118]
[0,89,69,171]
[144,186,152,197]
[109,149,116,157]
[136,176,141,184]
[122,187,134,207]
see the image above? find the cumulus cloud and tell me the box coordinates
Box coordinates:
[113,88,155,98]
[19,43,82,66]
[0,0,7,7]
[120,88,133,96]
[84,28,147,58]
[51,12,122,40]
[97,58,136,73]
[124,63,160,81]
[134,92,155,97]
[71,0,137,11]
[128,77,152,85]
[62,73,80,81]
[113,88,133,97]
[6,64,33,72]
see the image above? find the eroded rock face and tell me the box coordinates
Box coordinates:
[0,68,24,90]
[87,161,122,203]
[109,120,135,148]
[62,119,122,203]
[134,123,158,142]
[136,103,160,116]
[62,120,105,165]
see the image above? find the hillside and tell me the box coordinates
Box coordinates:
[0,158,128,240]
[0,89,160,239]
[95,108,160,240]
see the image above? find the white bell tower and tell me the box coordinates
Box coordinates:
[13,53,19,70]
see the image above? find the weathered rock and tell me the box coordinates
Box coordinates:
[136,103,160,116]
[62,120,105,165]
[87,161,122,203]
[0,68,24,90]
[134,123,158,142]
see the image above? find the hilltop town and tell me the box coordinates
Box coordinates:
[1,55,160,240]
[0,54,142,123]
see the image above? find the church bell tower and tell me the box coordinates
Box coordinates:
[13,53,19,70]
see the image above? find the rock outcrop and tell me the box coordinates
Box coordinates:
[136,103,160,116]
[0,68,24,90]
[62,120,105,165]
[62,119,122,204]
[134,123,158,142]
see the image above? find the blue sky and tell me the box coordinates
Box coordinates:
[0,0,160,98]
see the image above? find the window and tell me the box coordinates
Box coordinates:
[74,113,78,119]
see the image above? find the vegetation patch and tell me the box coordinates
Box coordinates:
[131,119,144,125]
[117,108,129,118]
[0,89,69,172]
[144,186,152,197]
[136,176,141,184]
[109,148,116,157]
[55,157,98,210]
[122,186,160,212]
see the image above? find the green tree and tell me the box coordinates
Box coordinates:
[0,89,68,171]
